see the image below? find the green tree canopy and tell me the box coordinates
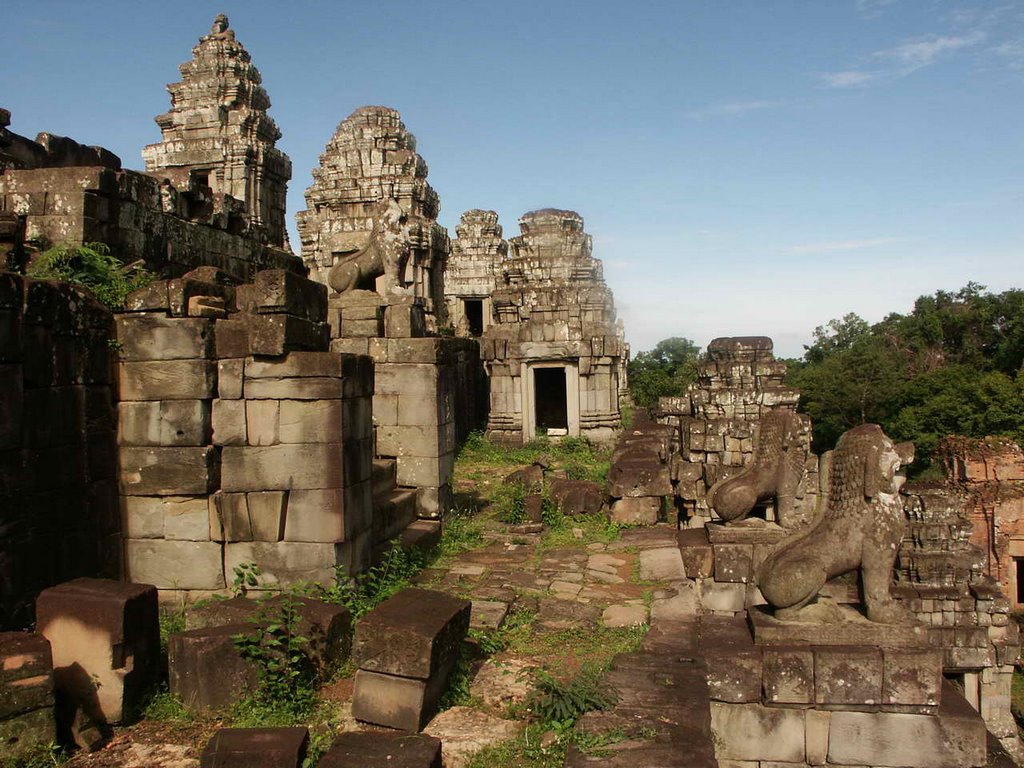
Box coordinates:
[628,336,701,409]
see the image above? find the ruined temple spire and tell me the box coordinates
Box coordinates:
[142,14,291,248]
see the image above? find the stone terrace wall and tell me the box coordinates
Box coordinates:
[116,269,375,600]
[0,273,119,629]
[0,165,301,282]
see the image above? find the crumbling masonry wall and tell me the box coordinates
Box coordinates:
[116,269,375,600]
[0,273,119,629]
[444,209,506,336]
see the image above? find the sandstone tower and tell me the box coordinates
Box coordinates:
[444,209,508,337]
[296,106,450,327]
[142,14,291,248]
[479,209,623,443]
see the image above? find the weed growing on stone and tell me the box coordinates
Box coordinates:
[521,666,617,729]
[142,684,193,724]
[27,242,153,311]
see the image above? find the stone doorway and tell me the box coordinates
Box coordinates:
[463,298,484,336]
[534,367,568,435]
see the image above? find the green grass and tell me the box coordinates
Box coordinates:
[1012,667,1024,725]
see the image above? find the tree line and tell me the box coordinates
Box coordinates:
[628,284,1024,475]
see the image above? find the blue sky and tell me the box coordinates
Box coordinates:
[4,0,1022,358]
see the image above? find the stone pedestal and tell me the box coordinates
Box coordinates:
[35,578,159,726]
[168,624,259,713]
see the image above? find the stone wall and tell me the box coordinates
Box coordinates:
[297,107,450,326]
[0,273,119,629]
[480,209,623,444]
[116,268,375,600]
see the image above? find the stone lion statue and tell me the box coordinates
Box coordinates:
[327,198,411,296]
[757,424,915,623]
[708,409,809,527]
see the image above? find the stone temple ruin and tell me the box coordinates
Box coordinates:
[0,12,1021,768]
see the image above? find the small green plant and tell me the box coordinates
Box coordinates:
[232,596,317,719]
[493,481,528,524]
[27,242,153,311]
[232,562,262,597]
[143,685,192,724]
[522,667,618,730]
[0,742,68,768]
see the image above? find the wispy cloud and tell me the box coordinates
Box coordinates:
[687,99,782,119]
[993,39,1024,69]
[785,237,907,255]
[821,31,986,87]
[856,0,899,18]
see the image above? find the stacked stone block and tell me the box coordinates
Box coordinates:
[352,588,470,731]
[607,413,674,525]
[117,268,375,597]
[661,336,817,526]
[0,632,55,758]
[0,273,119,629]
[297,106,450,325]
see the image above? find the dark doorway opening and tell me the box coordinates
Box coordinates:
[534,367,568,433]
[1016,557,1024,605]
[464,299,484,336]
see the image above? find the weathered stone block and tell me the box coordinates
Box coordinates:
[678,529,714,578]
[763,647,815,704]
[246,399,280,446]
[319,730,443,767]
[122,496,209,540]
[212,398,247,446]
[713,543,753,583]
[200,726,310,768]
[814,645,882,705]
[118,400,211,446]
[282,488,345,543]
[352,665,453,732]
[115,315,214,361]
[218,358,244,399]
[827,682,986,767]
[0,708,56,761]
[247,315,329,357]
[168,625,258,713]
[118,360,216,401]
[224,542,338,586]
[248,491,286,541]
[215,492,252,541]
[221,444,343,491]
[244,376,344,401]
[119,445,219,495]
[882,648,943,708]
[251,270,327,323]
[0,632,54,719]
[609,496,660,525]
[698,580,746,613]
[710,702,805,762]
[36,578,159,725]
[125,539,225,589]
[353,588,471,679]
[277,399,343,444]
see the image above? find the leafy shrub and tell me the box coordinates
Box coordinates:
[27,242,153,311]
[493,481,527,524]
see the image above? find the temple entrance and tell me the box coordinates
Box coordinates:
[1015,557,1024,605]
[463,298,484,336]
[534,367,568,434]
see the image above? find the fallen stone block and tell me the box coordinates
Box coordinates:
[0,632,55,759]
[609,496,660,525]
[352,665,454,732]
[249,270,327,323]
[36,578,159,726]
[200,726,309,768]
[353,588,471,679]
[168,625,258,714]
[548,478,605,516]
[319,730,442,767]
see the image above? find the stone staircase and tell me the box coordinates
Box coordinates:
[371,459,440,561]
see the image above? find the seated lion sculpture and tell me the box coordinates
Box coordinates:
[708,409,809,527]
[327,198,410,296]
[757,424,915,623]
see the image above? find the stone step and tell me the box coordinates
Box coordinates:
[373,488,419,545]
[371,458,397,499]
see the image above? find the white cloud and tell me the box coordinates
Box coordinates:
[821,70,877,88]
[785,237,907,255]
[856,0,899,18]
[822,31,986,88]
[993,39,1024,69]
[687,99,782,119]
